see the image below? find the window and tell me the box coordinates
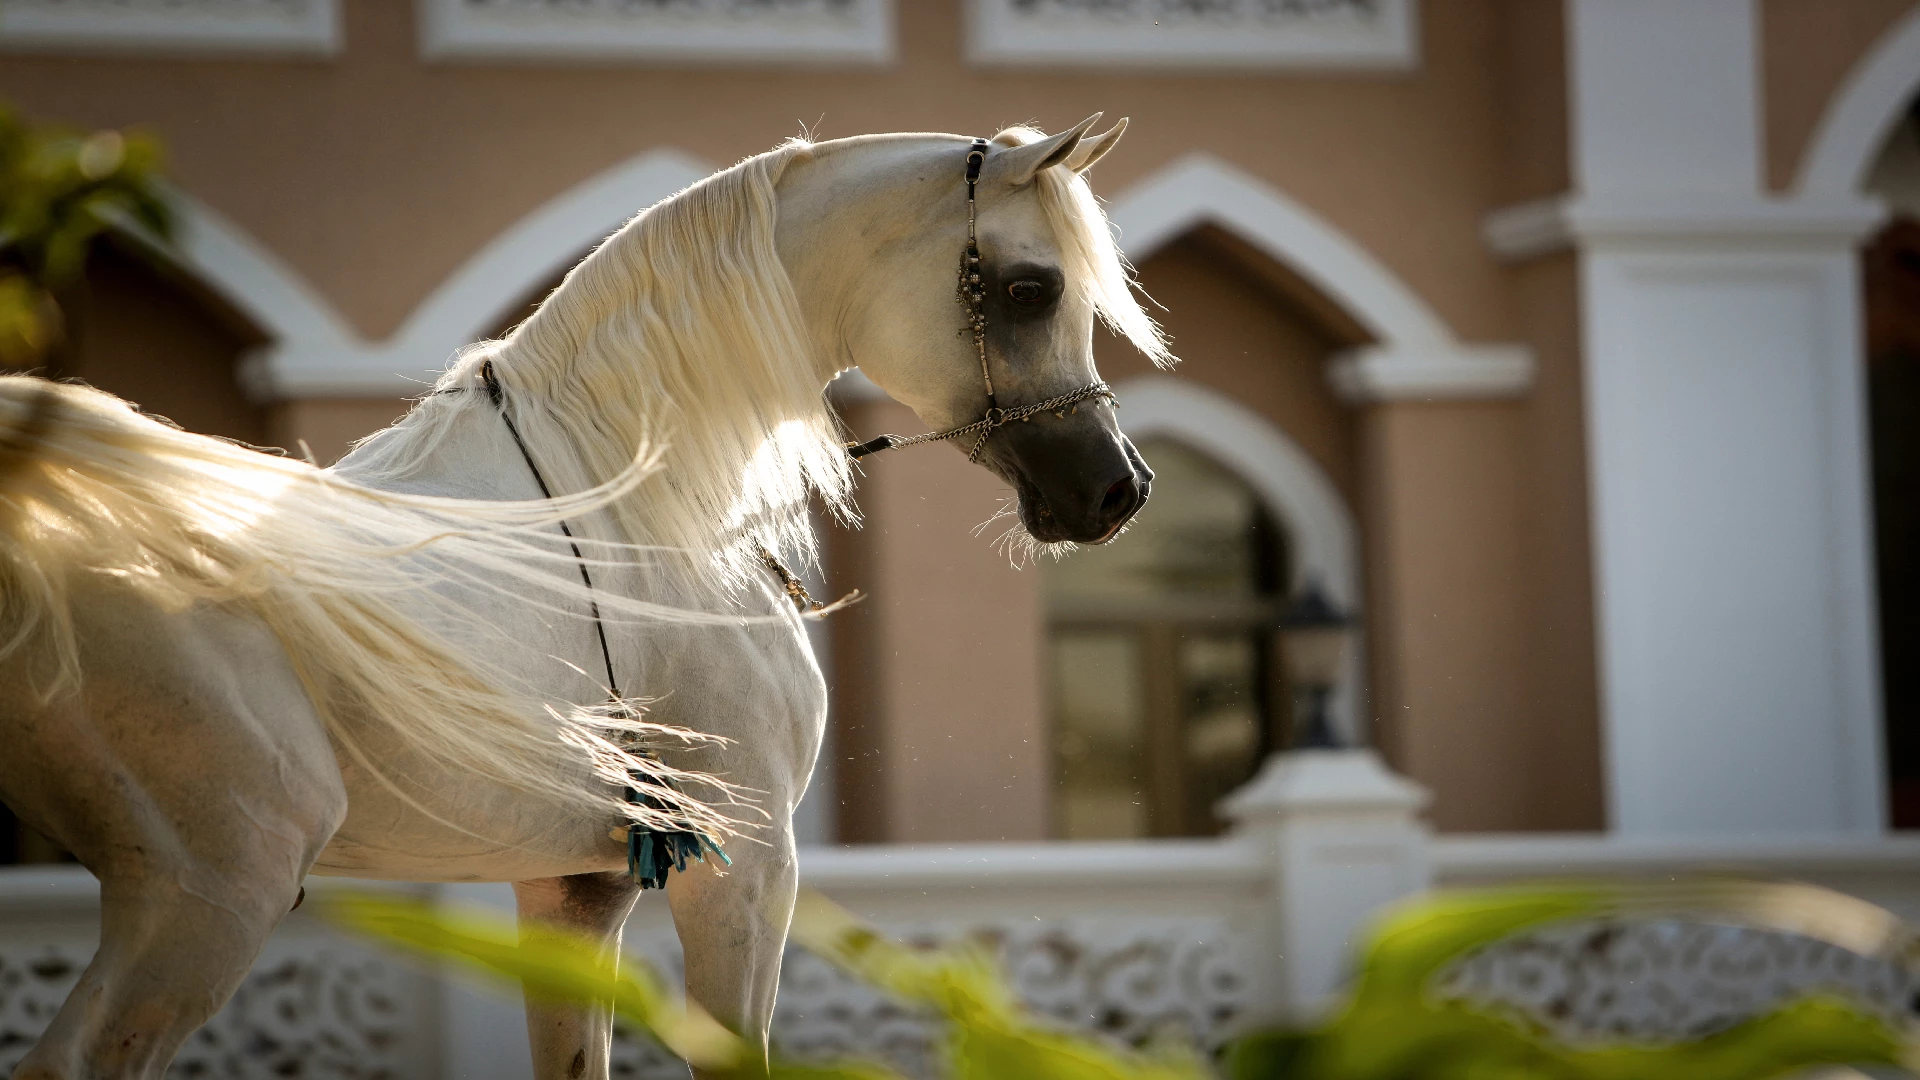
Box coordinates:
[1046,438,1286,840]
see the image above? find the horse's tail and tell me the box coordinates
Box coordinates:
[0,375,747,842]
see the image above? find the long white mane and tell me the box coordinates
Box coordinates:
[351,139,851,593]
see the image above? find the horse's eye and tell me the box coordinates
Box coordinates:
[1007,279,1045,303]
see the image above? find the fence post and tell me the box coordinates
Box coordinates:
[1222,748,1432,1016]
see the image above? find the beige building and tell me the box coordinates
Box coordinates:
[2,0,1918,859]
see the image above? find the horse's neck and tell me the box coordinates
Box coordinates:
[333,397,548,505]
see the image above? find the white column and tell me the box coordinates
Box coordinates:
[1548,0,1887,833]
[1222,750,1431,1014]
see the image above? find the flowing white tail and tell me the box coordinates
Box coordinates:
[0,375,741,840]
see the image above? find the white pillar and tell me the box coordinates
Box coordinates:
[1545,0,1888,833]
[1222,750,1430,1015]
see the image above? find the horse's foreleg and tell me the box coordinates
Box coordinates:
[513,871,643,1080]
[666,823,797,1078]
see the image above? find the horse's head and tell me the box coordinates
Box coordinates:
[778,116,1173,548]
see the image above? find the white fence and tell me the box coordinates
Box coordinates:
[5,749,1920,1078]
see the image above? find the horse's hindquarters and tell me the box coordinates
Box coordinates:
[0,576,348,1078]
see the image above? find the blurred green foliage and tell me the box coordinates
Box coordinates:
[326,880,1915,1080]
[0,105,171,366]
[1225,883,1912,1080]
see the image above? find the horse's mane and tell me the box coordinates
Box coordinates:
[353,139,848,593]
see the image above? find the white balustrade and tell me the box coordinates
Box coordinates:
[7,751,1920,1077]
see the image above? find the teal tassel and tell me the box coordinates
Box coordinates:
[623,777,728,890]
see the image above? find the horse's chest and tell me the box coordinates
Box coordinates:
[628,615,827,786]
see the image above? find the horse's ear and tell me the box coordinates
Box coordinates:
[1064,117,1127,174]
[996,113,1104,187]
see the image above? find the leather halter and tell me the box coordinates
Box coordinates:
[846,138,1116,464]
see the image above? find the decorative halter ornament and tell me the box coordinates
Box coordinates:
[845,138,1117,464]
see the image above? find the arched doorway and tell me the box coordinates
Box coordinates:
[1864,95,1920,827]
[44,236,270,444]
[1041,220,1366,841]
[1045,437,1289,839]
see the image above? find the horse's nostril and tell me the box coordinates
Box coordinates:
[1099,475,1140,528]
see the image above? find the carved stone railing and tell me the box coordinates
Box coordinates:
[964,0,1416,70]
[0,870,440,1078]
[1436,918,1919,1046]
[1,750,1425,1079]
[0,0,340,55]
[7,754,1920,1078]
[599,841,1276,1077]
[416,0,893,65]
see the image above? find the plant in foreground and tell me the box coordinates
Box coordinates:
[325,879,1918,1080]
[1229,880,1917,1080]
[0,105,170,366]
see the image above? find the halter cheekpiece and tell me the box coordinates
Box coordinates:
[845,137,1117,464]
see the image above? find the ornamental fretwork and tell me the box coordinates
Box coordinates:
[610,920,1252,1080]
[420,0,891,63]
[457,0,860,14]
[0,0,338,54]
[1006,0,1377,22]
[0,0,311,10]
[967,0,1413,70]
[0,942,423,1078]
[1437,919,1920,1045]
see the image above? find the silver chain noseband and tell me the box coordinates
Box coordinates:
[846,137,1116,464]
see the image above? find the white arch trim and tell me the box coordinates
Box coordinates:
[388,149,712,365]
[1112,373,1366,738]
[1107,154,1450,348]
[1797,8,1920,196]
[1106,154,1532,401]
[1114,374,1357,606]
[159,186,360,357]
[164,146,1526,402]
[152,151,715,397]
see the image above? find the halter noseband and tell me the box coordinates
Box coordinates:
[846,137,1115,464]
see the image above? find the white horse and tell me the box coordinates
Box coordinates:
[0,114,1168,1080]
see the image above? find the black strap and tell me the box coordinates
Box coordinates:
[481,360,624,702]
[846,434,896,460]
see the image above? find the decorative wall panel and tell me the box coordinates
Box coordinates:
[0,0,339,55]
[966,0,1415,70]
[417,0,893,65]
[0,937,434,1078]
[1439,918,1920,1043]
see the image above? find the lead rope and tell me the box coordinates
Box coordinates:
[845,138,1117,464]
[479,360,729,889]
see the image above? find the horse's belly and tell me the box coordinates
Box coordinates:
[309,737,628,882]
[310,830,625,883]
